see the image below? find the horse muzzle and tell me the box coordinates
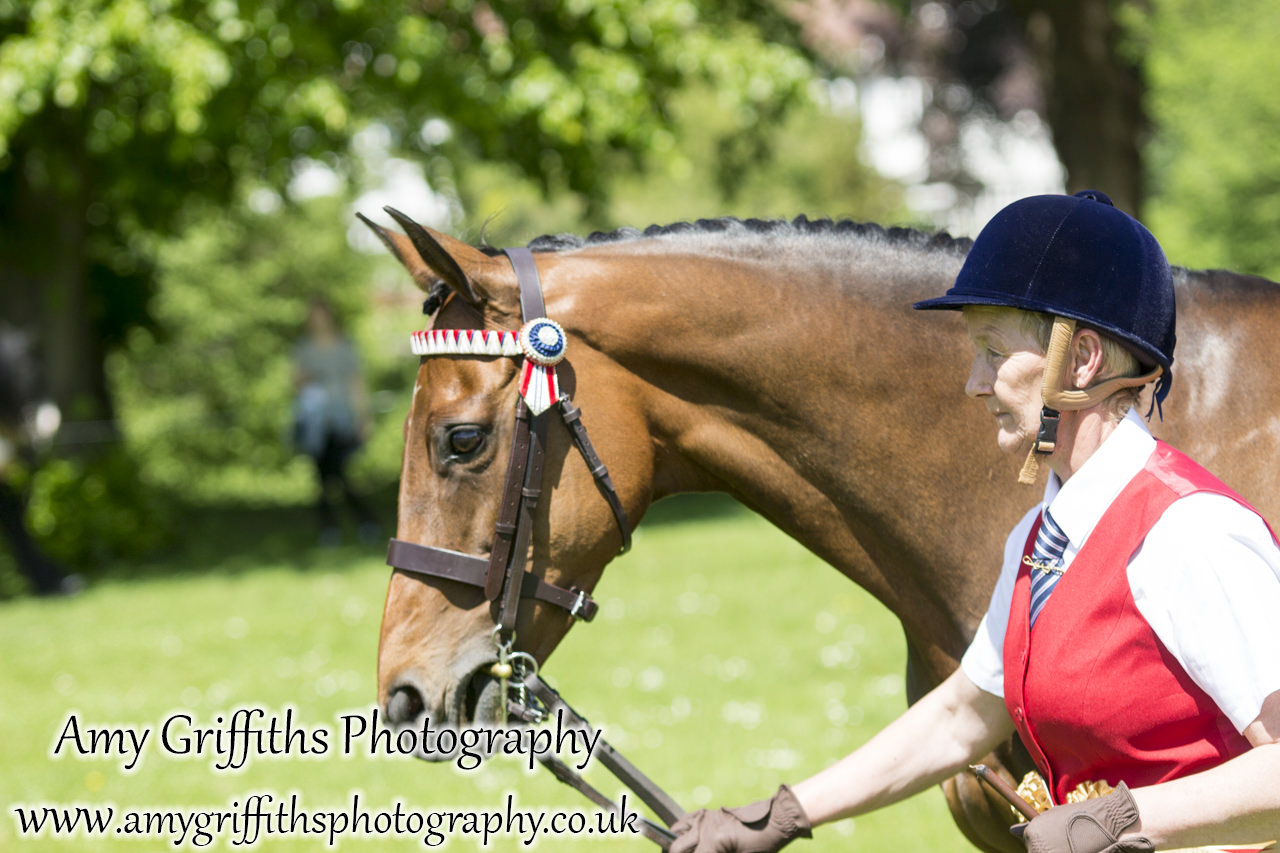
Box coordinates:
[382,655,505,745]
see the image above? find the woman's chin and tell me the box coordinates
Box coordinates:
[995,430,1031,457]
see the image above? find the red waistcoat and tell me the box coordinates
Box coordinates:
[1003,441,1258,805]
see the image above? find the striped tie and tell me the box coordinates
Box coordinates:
[1028,508,1068,626]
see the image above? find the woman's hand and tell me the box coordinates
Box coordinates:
[670,785,811,853]
[1012,783,1153,853]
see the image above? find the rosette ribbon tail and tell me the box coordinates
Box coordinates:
[519,360,560,416]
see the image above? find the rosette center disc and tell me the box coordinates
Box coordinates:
[519,318,567,366]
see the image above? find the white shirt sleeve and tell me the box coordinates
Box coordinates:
[1130,492,1280,733]
[961,504,1041,697]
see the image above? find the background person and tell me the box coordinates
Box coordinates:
[292,298,376,546]
[670,192,1280,853]
[0,324,81,596]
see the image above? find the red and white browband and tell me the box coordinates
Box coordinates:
[411,328,520,357]
[411,317,568,415]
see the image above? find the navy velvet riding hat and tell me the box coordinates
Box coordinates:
[914,190,1176,404]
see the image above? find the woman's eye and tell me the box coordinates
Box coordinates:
[447,427,485,457]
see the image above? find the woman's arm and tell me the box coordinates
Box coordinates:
[1126,690,1280,848]
[792,665,1015,825]
[670,667,1015,853]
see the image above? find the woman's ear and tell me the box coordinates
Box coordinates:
[1071,328,1106,390]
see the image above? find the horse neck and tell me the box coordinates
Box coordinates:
[555,241,1016,679]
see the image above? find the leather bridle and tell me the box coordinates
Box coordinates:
[385,246,631,640]
[384,248,682,848]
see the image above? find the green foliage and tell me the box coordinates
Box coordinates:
[636,83,903,221]
[0,0,821,462]
[1142,0,1280,278]
[403,0,816,207]
[456,83,906,245]
[1,447,169,599]
[0,0,816,219]
[22,446,170,570]
[108,193,409,504]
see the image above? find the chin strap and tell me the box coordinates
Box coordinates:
[1017,317,1164,485]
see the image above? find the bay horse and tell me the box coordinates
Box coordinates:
[365,211,1280,852]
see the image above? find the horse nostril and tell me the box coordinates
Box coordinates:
[385,683,425,724]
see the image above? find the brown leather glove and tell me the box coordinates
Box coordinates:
[669,785,812,853]
[1012,782,1155,853]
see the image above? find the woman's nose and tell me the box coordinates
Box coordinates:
[965,357,992,398]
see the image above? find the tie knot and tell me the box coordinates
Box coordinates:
[1035,508,1068,563]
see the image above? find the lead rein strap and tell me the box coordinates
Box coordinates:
[534,753,677,850]
[513,673,684,847]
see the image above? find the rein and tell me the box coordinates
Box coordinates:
[385,247,682,848]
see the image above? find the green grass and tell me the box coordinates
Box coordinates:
[1,494,973,851]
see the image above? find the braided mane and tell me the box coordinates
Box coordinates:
[505,214,970,254]
[424,215,972,314]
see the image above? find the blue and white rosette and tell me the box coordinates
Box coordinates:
[517,318,566,415]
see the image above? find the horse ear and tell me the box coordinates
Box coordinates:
[355,212,443,294]
[358,208,510,310]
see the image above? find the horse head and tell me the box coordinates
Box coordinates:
[365,209,650,735]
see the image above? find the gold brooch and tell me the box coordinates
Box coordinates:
[1022,555,1065,575]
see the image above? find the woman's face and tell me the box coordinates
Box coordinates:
[963,308,1047,457]
[307,301,337,337]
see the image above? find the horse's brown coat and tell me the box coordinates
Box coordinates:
[372,216,1280,852]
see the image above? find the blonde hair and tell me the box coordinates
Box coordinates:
[1017,309,1143,422]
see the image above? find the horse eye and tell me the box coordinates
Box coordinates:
[447,426,485,457]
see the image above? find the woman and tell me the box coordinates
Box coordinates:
[293,298,376,545]
[670,192,1280,852]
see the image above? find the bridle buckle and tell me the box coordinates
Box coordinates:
[568,588,588,620]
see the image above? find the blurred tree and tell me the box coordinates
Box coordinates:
[999,0,1146,213]
[456,81,907,245]
[0,0,816,438]
[109,193,405,505]
[1142,0,1280,280]
[787,0,1280,279]
[790,0,1148,214]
